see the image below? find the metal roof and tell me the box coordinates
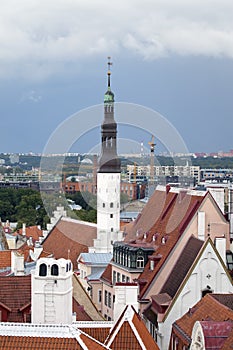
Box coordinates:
[79,253,112,265]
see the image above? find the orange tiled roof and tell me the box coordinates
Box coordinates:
[79,327,111,343]
[0,336,82,349]
[18,225,43,241]
[106,305,159,350]
[124,188,206,299]
[173,293,233,346]
[43,218,97,270]
[0,250,11,269]
[80,332,109,349]
[16,242,52,263]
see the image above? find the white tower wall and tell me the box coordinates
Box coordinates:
[94,172,122,253]
[31,257,73,324]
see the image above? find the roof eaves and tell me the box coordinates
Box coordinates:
[0,301,11,312]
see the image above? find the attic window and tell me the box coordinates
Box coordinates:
[136,256,144,268]
[51,264,59,276]
[39,263,47,277]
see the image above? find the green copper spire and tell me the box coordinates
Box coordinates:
[104,57,114,103]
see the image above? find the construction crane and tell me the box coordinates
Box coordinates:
[148,135,156,184]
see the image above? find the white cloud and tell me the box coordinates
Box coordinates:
[20,90,42,103]
[0,0,233,79]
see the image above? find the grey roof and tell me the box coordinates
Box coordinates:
[79,253,112,265]
[160,236,204,298]
[87,267,106,281]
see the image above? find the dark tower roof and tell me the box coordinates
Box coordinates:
[98,58,121,173]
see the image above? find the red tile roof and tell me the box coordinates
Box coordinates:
[172,293,233,347]
[124,188,206,299]
[79,332,108,349]
[0,336,83,349]
[105,305,159,350]
[0,251,11,269]
[18,225,43,241]
[0,274,95,323]
[17,243,52,263]
[79,327,111,343]
[101,263,112,285]
[0,275,31,322]
[43,218,97,270]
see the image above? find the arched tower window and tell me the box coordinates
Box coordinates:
[136,256,144,268]
[39,263,47,277]
[51,264,59,276]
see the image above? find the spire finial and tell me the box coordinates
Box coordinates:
[107,56,112,88]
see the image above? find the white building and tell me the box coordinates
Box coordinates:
[31,257,73,324]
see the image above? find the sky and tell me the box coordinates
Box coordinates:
[0,0,233,155]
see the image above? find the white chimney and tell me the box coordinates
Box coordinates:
[198,211,205,241]
[11,251,24,276]
[113,283,138,322]
[215,236,226,265]
[22,223,26,236]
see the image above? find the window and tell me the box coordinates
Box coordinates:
[110,202,113,208]
[110,214,113,218]
[111,228,113,232]
[104,291,108,306]
[103,203,105,208]
[122,274,126,282]
[126,276,130,283]
[117,272,120,282]
[108,292,112,308]
[39,263,47,276]
[98,290,102,303]
[136,256,144,268]
[128,255,131,268]
[113,271,116,284]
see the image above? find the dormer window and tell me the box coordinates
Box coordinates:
[51,264,59,276]
[136,256,144,268]
[39,263,47,277]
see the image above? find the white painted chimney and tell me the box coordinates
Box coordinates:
[198,211,205,241]
[215,236,226,265]
[11,251,24,276]
[22,223,26,236]
[113,283,138,322]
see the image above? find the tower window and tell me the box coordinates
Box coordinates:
[110,214,113,218]
[39,263,47,277]
[110,202,113,208]
[103,203,105,208]
[111,228,113,232]
[51,264,59,276]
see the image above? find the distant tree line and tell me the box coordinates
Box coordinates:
[0,188,49,229]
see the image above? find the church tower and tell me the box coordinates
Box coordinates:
[93,58,122,253]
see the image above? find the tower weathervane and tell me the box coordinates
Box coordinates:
[107,56,112,88]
